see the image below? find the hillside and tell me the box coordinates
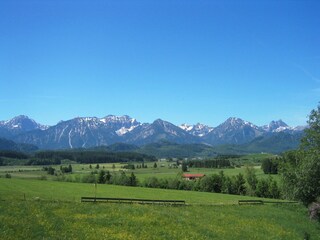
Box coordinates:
[136,140,217,158]
[0,138,38,152]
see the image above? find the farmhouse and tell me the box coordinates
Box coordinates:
[182,173,205,180]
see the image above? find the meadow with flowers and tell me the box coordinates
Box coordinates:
[0,178,319,240]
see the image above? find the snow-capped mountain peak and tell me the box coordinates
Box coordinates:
[65,115,141,136]
[0,114,307,149]
[179,123,193,131]
[2,115,48,131]
[223,117,259,130]
[262,120,292,132]
[101,115,137,123]
[179,123,214,137]
[98,115,141,136]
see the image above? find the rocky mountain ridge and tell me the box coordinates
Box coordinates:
[0,115,306,149]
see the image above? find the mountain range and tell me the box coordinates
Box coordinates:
[0,115,306,152]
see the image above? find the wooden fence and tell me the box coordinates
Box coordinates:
[81,197,185,206]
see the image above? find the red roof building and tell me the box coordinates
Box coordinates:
[182,174,205,180]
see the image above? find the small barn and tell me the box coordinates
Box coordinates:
[182,173,205,180]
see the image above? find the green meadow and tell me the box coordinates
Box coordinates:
[0,178,278,204]
[0,154,280,183]
[0,178,320,239]
[0,154,317,239]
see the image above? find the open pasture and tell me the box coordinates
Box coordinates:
[0,178,319,240]
[0,156,279,183]
[0,178,277,204]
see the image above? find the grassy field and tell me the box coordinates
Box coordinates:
[0,178,319,239]
[0,156,280,183]
[0,178,280,204]
[0,154,318,239]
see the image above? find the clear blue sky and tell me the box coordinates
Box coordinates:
[0,0,319,127]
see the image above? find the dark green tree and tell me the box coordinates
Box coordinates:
[68,164,72,173]
[301,104,320,153]
[97,170,106,184]
[211,172,224,193]
[199,176,214,192]
[47,166,55,175]
[129,172,137,186]
[105,171,112,183]
[256,178,269,198]
[261,158,278,174]
[222,176,235,194]
[153,162,157,168]
[281,104,320,205]
[245,166,258,196]
[234,173,246,195]
[181,161,188,172]
[268,177,280,199]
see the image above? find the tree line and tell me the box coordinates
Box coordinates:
[187,159,232,168]
[52,166,279,199]
[279,104,320,217]
[140,167,280,199]
[0,150,29,160]
[34,150,156,164]
[0,149,157,166]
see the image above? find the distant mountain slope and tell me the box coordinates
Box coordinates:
[136,140,217,158]
[14,118,118,149]
[13,116,140,149]
[0,138,38,152]
[203,117,264,145]
[0,115,306,152]
[241,131,303,153]
[0,115,47,139]
[124,119,199,145]
[214,132,303,154]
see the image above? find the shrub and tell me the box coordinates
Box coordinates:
[309,202,320,222]
[47,166,55,175]
[233,173,246,195]
[5,173,11,178]
[143,177,160,188]
[261,158,278,174]
[245,166,258,196]
[39,175,47,180]
[97,170,107,184]
[81,174,96,183]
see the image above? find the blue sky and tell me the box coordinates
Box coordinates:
[0,0,319,127]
